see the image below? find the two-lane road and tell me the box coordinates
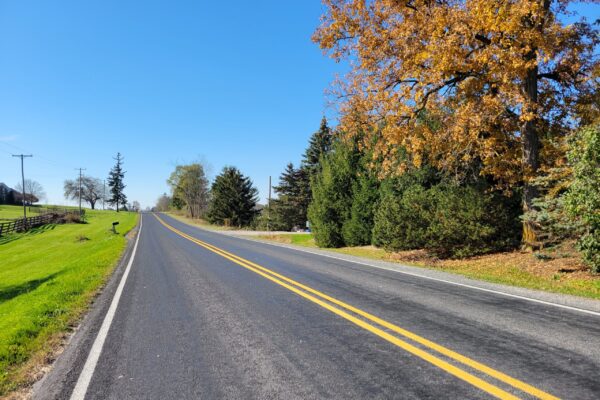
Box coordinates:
[36,213,600,399]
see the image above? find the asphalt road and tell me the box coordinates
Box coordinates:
[35,213,600,399]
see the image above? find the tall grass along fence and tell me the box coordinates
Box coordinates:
[0,209,82,236]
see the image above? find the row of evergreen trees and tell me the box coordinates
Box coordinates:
[269,118,599,270]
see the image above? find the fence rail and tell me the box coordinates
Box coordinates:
[0,210,80,236]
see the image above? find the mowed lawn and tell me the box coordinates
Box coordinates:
[0,209,138,395]
[0,205,30,220]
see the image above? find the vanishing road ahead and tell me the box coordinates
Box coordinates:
[37,213,600,399]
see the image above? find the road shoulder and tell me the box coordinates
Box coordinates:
[199,227,600,316]
[30,221,141,400]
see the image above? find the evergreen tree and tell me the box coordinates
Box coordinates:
[307,140,358,247]
[302,116,333,176]
[342,170,379,246]
[107,152,127,212]
[207,166,259,227]
[272,163,311,231]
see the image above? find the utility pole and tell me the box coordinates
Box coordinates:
[267,176,272,232]
[76,168,86,216]
[103,179,106,210]
[12,154,33,220]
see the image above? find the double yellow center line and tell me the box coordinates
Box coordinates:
[154,214,559,400]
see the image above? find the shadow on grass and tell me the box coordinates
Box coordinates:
[0,272,62,304]
[0,224,57,245]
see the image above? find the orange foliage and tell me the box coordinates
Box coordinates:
[314,0,598,187]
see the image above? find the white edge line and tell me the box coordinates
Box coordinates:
[195,227,600,318]
[70,214,143,400]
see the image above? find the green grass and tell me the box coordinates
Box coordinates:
[0,205,29,220]
[0,209,138,395]
[255,234,600,300]
[288,234,315,246]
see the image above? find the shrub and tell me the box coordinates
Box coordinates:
[372,183,430,251]
[372,168,439,250]
[565,124,600,272]
[373,180,521,258]
[423,185,521,258]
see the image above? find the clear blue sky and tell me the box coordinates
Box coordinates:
[0,2,597,209]
[0,1,342,208]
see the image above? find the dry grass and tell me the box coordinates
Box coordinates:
[165,213,235,231]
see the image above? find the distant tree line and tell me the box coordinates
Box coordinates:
[271,114,599,272]
[157,108,598,272]
[62,152,137,212]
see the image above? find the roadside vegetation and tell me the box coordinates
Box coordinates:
[0,209,137,395]
[166,212,234,232]
[256,233,600,300]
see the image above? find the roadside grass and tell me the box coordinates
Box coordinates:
[255,234,600,300]
[166,212,236,231]
[0,209,138,396]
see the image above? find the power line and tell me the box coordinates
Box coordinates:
[0,139,75,170]
[12,154,33,220]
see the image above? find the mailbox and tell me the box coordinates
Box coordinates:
[112,221,119,233]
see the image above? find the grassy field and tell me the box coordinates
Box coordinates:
[256,234,600,300]
[0,205,29,220]
[0,209,138,395]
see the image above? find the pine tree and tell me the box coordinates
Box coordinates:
[207,166,259,227]
[272,163,311,231]
[302,116,333,176]
[342,170,379,246]
[107,152,127,212]
[307,140,358,247]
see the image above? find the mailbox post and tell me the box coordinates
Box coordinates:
[112,221,119,233]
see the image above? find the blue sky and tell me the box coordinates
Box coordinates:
[0,1,342,208]
[0,1,598,209]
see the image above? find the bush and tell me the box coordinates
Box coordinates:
[424,185,520,258]
[372,183,430,250]
[373,180,521,258]
[565,124,600,272]
[372,167,440,250]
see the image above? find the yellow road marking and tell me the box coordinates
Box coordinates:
[154,214,560,400]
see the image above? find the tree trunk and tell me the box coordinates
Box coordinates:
[521,61,541,249]
[90,200,96,210]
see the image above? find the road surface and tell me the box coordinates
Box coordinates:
[35,213,600,399]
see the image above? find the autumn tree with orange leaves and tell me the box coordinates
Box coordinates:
[313,0,598,246]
